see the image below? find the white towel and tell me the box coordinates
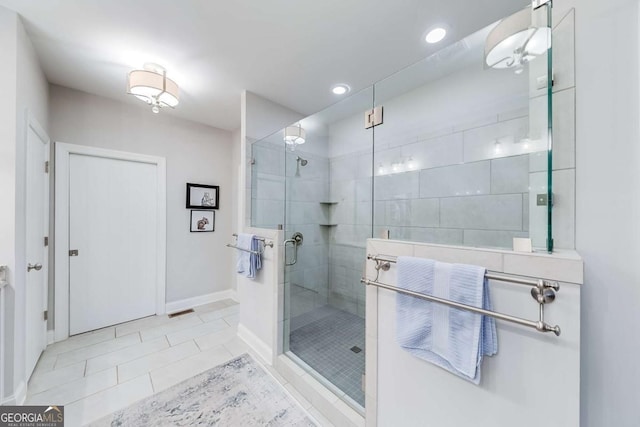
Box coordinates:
[396,256,497,384]
[236,233,254,277]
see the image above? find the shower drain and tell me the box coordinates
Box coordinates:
[350,346,362,354]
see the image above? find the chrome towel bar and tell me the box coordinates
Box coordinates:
[226,233,274,255]
[363,254,561,336]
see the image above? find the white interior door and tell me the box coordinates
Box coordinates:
[25,123,49,377]
[69,154,158,335]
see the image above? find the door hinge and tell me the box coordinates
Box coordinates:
[44,161,49,173]
[44,236,49,247]
[43,310,48,321]
[364,106,383,129]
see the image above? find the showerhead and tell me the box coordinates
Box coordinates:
[296,156,308,166]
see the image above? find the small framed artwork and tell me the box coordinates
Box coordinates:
[190,210,215,232]
[186,183,219,209]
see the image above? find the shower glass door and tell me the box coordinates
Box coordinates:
[282,87,374,411]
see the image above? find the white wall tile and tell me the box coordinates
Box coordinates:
[551,169,575,249]
[463,117,530,163]
[408,227,464,245]
[412,244,504,271]
[463,229,528,249]
[440,194,523,231]
[491,155,529,194]
[400,133,464,171]
[419,161,491,198]
[551,88,576,170]
[373,171,420,200]
[528,171,548,248]
[503,252,583,284]
[551,9,575,93]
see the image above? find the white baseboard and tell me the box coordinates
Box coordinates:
[1,380,26,405]
[165,289,236,314]
[47,329,55,345]
[237,323,272,365]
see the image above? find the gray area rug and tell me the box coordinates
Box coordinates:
[91,354,316,426]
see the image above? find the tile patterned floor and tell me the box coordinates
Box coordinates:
[289,306,365,407]
[26,299,328,426]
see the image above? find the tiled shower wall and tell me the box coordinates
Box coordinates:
[324,10,576,315]
[251,139,333,325]
[250,9,576,321]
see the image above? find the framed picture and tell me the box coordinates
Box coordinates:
[186,183,219,209]
[190,210,215,232]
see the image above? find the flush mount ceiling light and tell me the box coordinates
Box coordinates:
[484,7,551,73]
[332,84,350,95]
[284,123,306,151]
[127,63,179,114]
[425,27,447,44]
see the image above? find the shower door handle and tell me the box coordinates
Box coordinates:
[283,232,304,266]
[284,239,298,266]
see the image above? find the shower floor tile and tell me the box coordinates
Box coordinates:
[289,306,365,407]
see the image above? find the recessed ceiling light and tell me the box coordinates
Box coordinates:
[332,84,350,95]
[425,27,447,44]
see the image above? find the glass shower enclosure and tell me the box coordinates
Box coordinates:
[250,2,553,413]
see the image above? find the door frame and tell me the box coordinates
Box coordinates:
[54,143,166,342]
[24,110,50,373]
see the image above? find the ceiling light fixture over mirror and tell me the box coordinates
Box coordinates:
[484,7,550,73]
[127,63,180,114]
[284,123,306,151]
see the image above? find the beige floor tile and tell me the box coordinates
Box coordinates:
[139,315,203,342]
[26,368,117,406]
[149,345,234,392]
[165,319,229,346]
[54,333,141,369]
[28,360,86,395]
[193,300,228,313]
[86,337,169,375]
[117,340,200,383]
[197,305,239,323]
[45,328,115,356]
[115,314,172,338]
[194,326,237,351]
[222,336,250,357]
[64,375,153,426]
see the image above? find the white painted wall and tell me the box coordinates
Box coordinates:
[367,239,582,427]
[0,6,18,404]
[49,85,234,305]
[570,0,640,425]
[0,8,50,404]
